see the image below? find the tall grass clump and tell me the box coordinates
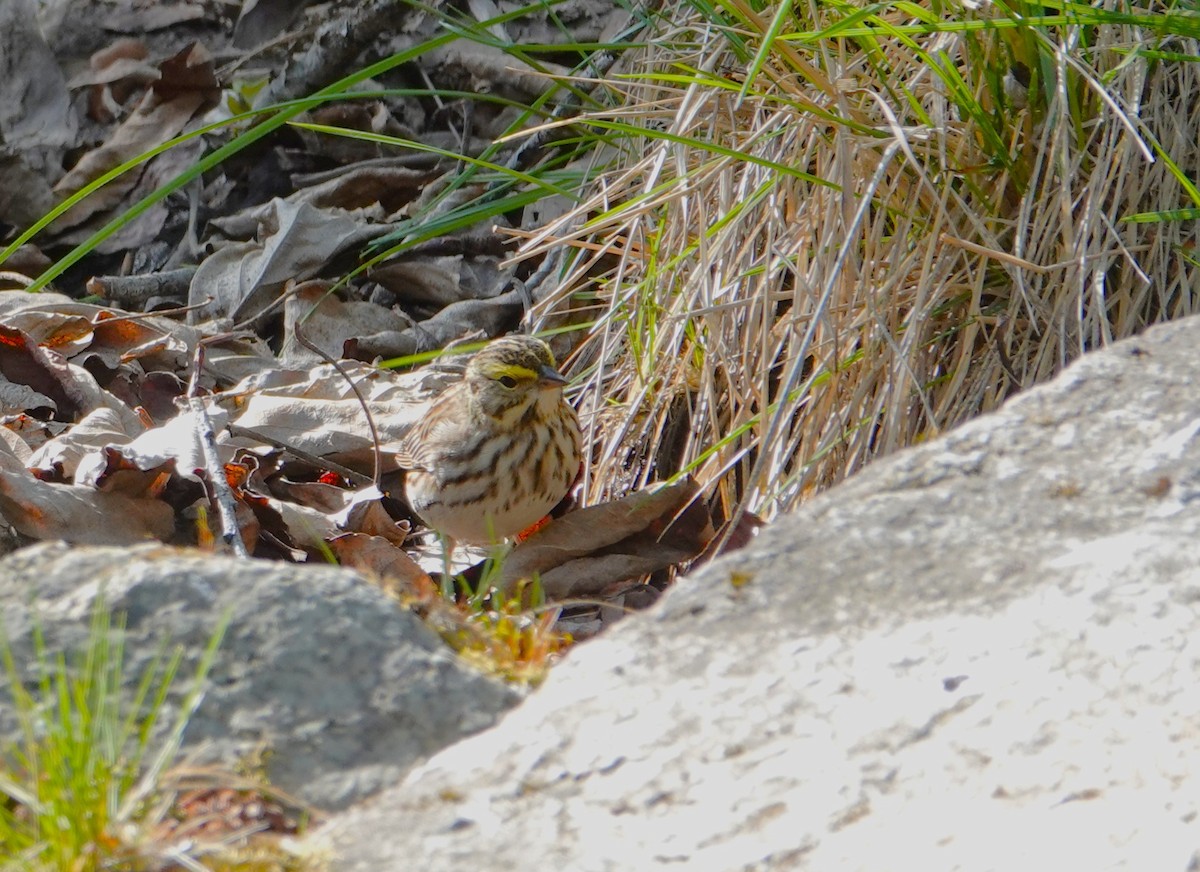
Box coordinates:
[515,0,1200,527]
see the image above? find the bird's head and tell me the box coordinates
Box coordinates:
[465,335,569,420]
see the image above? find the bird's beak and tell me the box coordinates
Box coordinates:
[537,364,569,389]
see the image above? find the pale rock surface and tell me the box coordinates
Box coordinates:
[0,544,520,810]
[316,316,1200,870]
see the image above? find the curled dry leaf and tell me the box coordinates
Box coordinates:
[198,336,282,387]
[228,395,391,469]
[0,291,80,319]
[346,289,525,362]
[0,294,197,375]
[0,425,32,465]
[0,323,92,420]
[1,311,95,358]
[333,486,410,545]
[0,446,175,545]
[52,43,220,234]
[496,478,714,598]
[266,477,351,513]
[279,280,413,365]
[30,406,144,480]
[0,378,57,416]
[233,0,320,51]
[75,404,228,488]
[369,254,511,309]
[87,310,193,370]
[0,414,62,454]
[222,359,443,472]
[76,446,177,499]
[328,532,432,595]
[187,198,386,324]
[210,162,429,238]
[257,496,338,551]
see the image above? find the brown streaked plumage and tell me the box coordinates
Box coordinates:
[398,335,582,546]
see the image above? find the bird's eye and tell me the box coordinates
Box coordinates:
[498,375,518,388]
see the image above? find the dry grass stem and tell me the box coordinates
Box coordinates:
[515,0,1200,528]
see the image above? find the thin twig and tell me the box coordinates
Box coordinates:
[292,318,384,486]
[0,270,34,287]
[87,295,215,324]
[86,267,196,306]
[226,424,374,486]
[186,346,249,558]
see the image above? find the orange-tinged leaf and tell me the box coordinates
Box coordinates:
[496,478,713,599]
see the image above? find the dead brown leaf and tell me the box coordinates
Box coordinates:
[333,486,410,545]
[52,43,220,232]
[29,406,144,480]
[222,359,443,473]
[1,311,95,357]
[369,254,510,309]
[328,532,431,594]
[74,405,224,488]
[187,199,385,324]
[0,323,101,420]
[279,281,413,365]
[265,477,350,513]
[496,478,713,598]
[0,447,174,544]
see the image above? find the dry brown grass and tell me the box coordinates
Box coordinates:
[519,0,1200,528]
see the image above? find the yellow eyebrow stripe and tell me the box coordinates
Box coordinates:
[489,363,538,380]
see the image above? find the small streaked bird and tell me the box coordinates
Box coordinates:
[398,334,582,547]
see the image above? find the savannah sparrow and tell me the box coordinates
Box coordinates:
[398,334,582,546]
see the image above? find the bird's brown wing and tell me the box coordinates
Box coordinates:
[394,386,472,473]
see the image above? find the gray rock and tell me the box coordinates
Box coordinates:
[0,544,520,810]
[315,316,1200,869]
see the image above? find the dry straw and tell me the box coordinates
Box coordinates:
[521,0,1200,527]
